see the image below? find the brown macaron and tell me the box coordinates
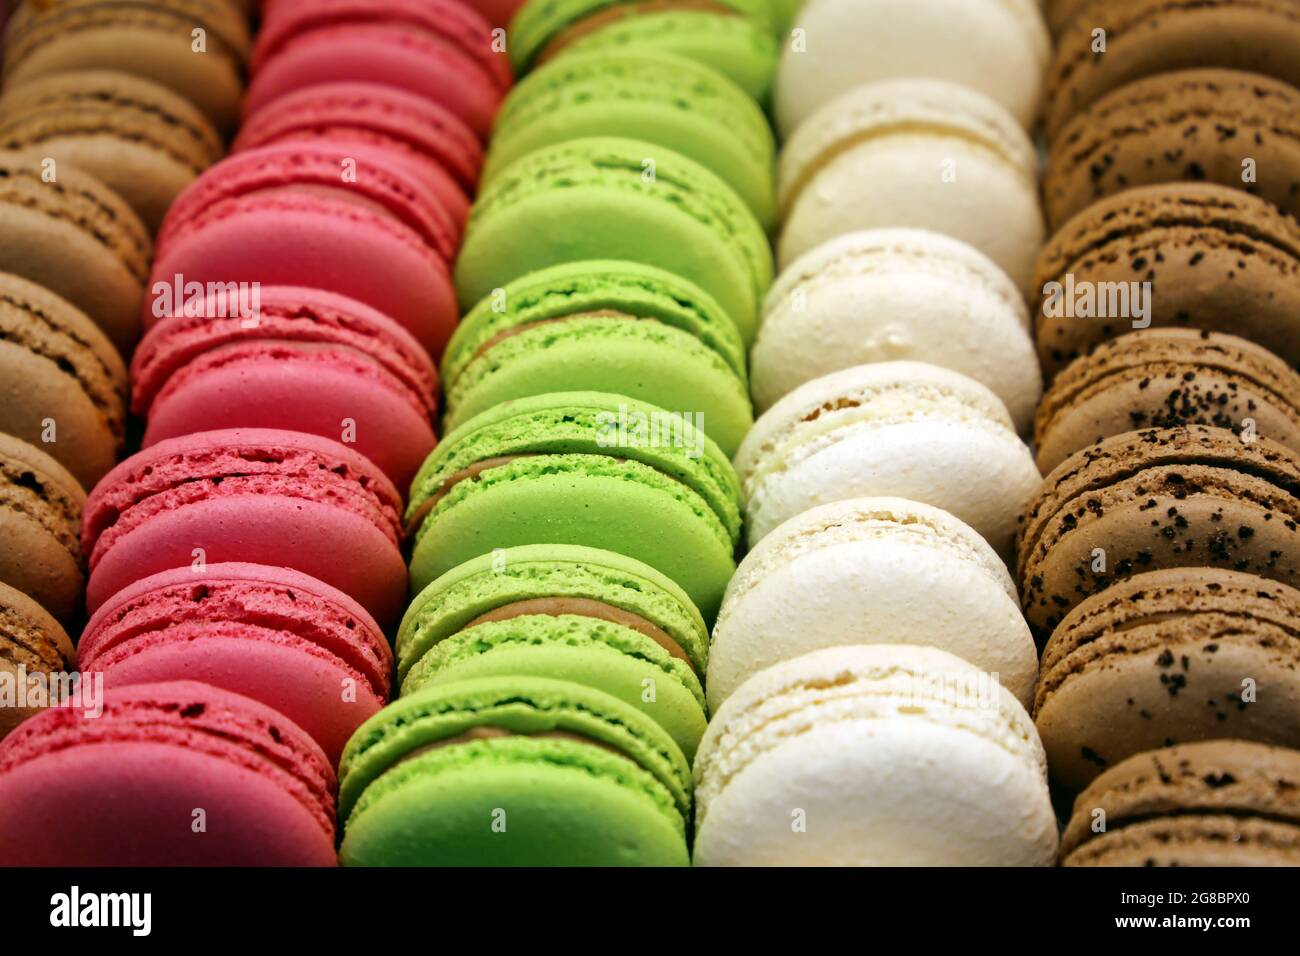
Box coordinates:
[1044,69,1300,230]
[1046,0,1300,141]
[1017,425,1300,639]
[0,580,75,741]
[1036,329,1300,475]
[1062,740,1300,866]
[1034,183,1300,378]
[0,433,85,624]
[0,273,127,489]
[3,0,252,134]
[0,70,224,232]
[1036,568,1300,793]
[0,150,151,355]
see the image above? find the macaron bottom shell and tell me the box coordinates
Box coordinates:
[340,738,689,866]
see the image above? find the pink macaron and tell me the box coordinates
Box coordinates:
[150,141,460,357]
[79,563,393,764]
[234,82,482,228]
[246,0,512,140]
[82,428,407,627]
[133,286,438,490]
[0,681,337,866]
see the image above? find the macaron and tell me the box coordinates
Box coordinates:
[0,70,224,232]
[0,434,84,624]
[1045,0,1089,33]
[0,273,127,490]
[709,497,1037,712]
[406,392,742,622]
[0,581,75,742]
[1046,0,1300,141]
[735,362,1041,556]
[484,50,775,229]
[2,0,252,133]
[132,286,438,491]
[0,681,338,866]
[1036,568,1300,793]
[1062,740,1300,866]
[693,645,1058,866]
[79,563,392,764]
[774,0,1049,138]
[456,0,528,28]
[442,260,752,457]
[754,229,1041,430]
[1036,329,1300,475]
[232,81,483,228]
[508,0,778,103]
[778,79,1044,293]
[396,544,708,759]
[1018,425,1300,640]
[1044,69,1300,230]
[338,677,692,866]
[0,150,150,355]
[245,0,512,140]
[456,137,772,344]
[151,142,460,357]
[82,428,407,626]
[1035,184,1300,376]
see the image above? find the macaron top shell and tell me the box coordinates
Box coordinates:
[396,543,709,683]
[456,136,772,343]
[80,562,393,705]
[338,675,692,826]
[132,285,438,418]
[0,271,127,489]
[233,81,484,194]
[1062,740,1300,866]
[406,391,742,549]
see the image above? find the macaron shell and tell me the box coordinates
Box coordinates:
[754,228,1040,427]
[2,0,251,132]
[0,581,75,741]
[0,151,150,355]
[777,79,1044,293]
[774,0,1049,136]
[456,137,772,344]
[0,434,85,624]
[1044,69,1300,229]
[0,273,127,489]
[1046,0,1300,141]
[0,70,224,231]
[401,616,708,760]
[708,497,1037,710]
[1034,184,1300,375]
[1035,329,1300,474]
[0,681,336,866]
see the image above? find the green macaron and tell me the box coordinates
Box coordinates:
[405,391,741,622]
[442,260,753,456]
[396,543,710,758]
[454,137,772,345]
[509,0,778,102]
[338,676,692,866]
[484,50,776,228]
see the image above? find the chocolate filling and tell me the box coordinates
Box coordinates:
[467,596,696,670]
[537,1,741,65]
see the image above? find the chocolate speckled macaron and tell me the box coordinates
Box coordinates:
[0,433,85,624]
[0,273,127,489]
[1036,329,1300,474]
[0,70,224,231]
[3,0,252,134]
[1036,568,1300,792]
[1062,740,1300,866]
[1018,425,1300,639]
[0,580,74,741]
[1044,69,1300,229]
[0,150,151,355]
[1046,0,1300,141]
[1034,183,1300,378]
